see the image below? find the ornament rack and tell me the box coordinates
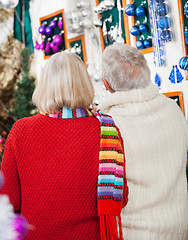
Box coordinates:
[39,9,68,59]
[67,35,87,66]
[178,0,188,80]
[163,91,185,114]
[96,0,130,51]
[129,0,153,54]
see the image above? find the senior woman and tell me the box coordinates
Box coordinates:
[99,43,188,240]
[0,51,128,240]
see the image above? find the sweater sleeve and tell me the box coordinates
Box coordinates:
[0,134,21,213]
[116,127,129,208]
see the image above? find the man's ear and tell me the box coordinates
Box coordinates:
[103,78,115,93]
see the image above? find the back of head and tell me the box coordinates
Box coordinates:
[102,43,151,91]
[32,51,94,114]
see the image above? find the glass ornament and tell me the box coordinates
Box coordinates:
[50,42,55,48]
[143,40,151,48]
[155,73,161,88]
[34,41,40,50]
[45,26,53,35]
[52,45,59,53]
[50,20,56,28]
[179,56,188,70]
[38,25,45,35]
[40,41,45,50]
[139,24,148,33]
[130,26,140,36]
[135,6,146,17]
[157,3,169,16]
[53,35,63,46]
[158,17,171,30]
[160,30,172,42]
[45,43,51,53]
[175,65,184,83]
[184,27,188,45]
[124,4,136,16]
[136,40,144,49]
[155,0,165,2]
[154,48,163,57]
[58,18,63,29]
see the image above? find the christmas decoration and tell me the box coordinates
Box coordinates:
[124,4,136,16]
[179,56,188,70]
[169,65,184,84]
[154,73,161,88]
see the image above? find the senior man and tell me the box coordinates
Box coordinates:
[99,43,188,240]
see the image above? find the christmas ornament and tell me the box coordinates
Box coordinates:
[50,20,56,28]
[50,42,55,48]
[169,65,184,83]
[144,39,151,47]
[130,26,140,36]
[34,41,40,50]
[158,16,171,30]
[160,30,172,42]
[179,56,188,70]
[154,73,161,88]
[155,0,165,2]
[184,2,188,18]
[124,4,136,16]
[45,43,51,53]
[169,65,175,83]
[184,27,188,45]
[38,25,46,35]
[0,0,19,9]
[58,17,63,29]
[53,35,63,45]
[175,65,183,83]
[135,6,146,17]
[139,24,148,33]
[52,45,59,53]
[0,137,5,144]
[40,41,45,50]
[136,40,144,49]
[45,26,53,35]
[13,214,29,240]
[157,3,169,16]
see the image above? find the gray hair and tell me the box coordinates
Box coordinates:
[102,43,151,91]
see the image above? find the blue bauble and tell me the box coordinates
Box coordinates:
[179,56,188,70]
[157,3,169,16]
[155,0,165,2]
[158,17,171,30]
[139,24,148,33]
[144,40,151,48]
[130,26,140,36]
[124,4,136,16]
[160,30,172,42]
[135,6,146,17]
[136,40,144,49]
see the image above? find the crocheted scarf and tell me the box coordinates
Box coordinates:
[42,107,124,240]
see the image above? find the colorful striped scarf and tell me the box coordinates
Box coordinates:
[42,107,124,240]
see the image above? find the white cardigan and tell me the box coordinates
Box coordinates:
[99,83,188,240]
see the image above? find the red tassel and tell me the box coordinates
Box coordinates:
[118,215,123,240]
[100,216,107,240]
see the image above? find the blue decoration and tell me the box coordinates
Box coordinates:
[169,65,175,84]
[136,40,144,49]
[158,17,171,30]
[155,0,165,2]
[155,73,161,88]
[157,3,169,16]
[160,30,172,42]
[153,39,162,48]
[155,58,165,67]
[124,4,136,16]
[139,24,148,33]
[179,56,188,70]
[184,3,188,18]
[143,40,151,48]
[184,28,188,45]
[154,49,163,57]
[135,6,146,17]
[149,11,157,20]
[175,65,184,83]
[130,26,140,36]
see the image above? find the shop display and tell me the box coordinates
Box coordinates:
[67,35,87,65]
[34,9,68,59]
[124,0,153,53]
[178,0,188,79]
[94,0,130,50]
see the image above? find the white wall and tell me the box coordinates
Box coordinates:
[30,0,188,120]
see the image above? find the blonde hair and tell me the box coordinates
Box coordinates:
[32,51,94,113]
[102,43,151,91]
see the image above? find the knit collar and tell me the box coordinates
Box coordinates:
[99,82,159,112]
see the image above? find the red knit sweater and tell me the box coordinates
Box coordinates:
[0,113,128,240]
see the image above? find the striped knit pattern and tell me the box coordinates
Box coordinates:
[45,107,124,204]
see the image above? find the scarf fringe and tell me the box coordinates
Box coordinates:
[100,215,123,240]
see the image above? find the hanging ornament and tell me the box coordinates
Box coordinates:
[50,42,55,48]
[135,6,146,17]
[45,42,51,53]
[160,29,172,42]
[158,16,171,30]
[144,39,151,47]
[130,26,140,36]
[124,4,136,16]
[58,17,63,29]
[136,40,144,49]
[139,24,148,33]
[169,65,175,83]
[175,65,184,83]
[34,41,40,50]
[184,2,188,18]
[13,214,29,240]
[184,27,188,45]
[179,56,188,70]
[157,3,169,16]
[52,45,59,53]
[154,73,161,88]
[45,26,53,35]
[50,20,57,28]
[38,25,46,35]
[53,35,63,46]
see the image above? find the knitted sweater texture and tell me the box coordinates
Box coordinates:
[99,83,188,240]
[1,114,106,239]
